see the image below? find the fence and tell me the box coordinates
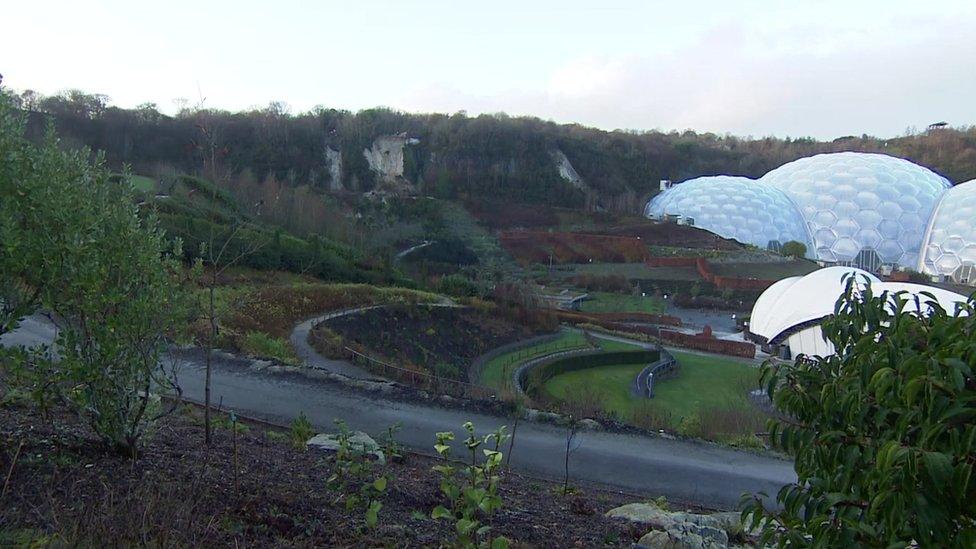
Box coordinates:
[635,347,678,398]
[343,346,498,400]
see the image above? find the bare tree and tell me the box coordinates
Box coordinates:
[195,113,271,446]
[563,415,582,495]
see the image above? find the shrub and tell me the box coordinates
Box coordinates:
[743,276,976,546]
[240,331,296,363]
[1,91,186,455]
[434,361,461,379]
[289,412,314,450]
[437,273,480,297]
[779,240,807,258]
[676,414,702,438]
[629,401,674,432]
[570,273,631,293]
[558,384,608,419]
[697,404,766,442]
[326,420,389,530]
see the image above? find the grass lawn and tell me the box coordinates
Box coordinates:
[543,350,758,424]
[579,291,666,314]
[479,332,589,390]
[478,331,641,390]
[128,174,156,192]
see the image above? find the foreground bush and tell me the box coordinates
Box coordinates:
[743,277,976,546]
[0,89,185,455]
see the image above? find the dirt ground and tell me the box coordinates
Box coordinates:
[0,400,650,547]
[321,305,547,379]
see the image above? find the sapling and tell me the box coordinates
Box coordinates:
[431,422,510,548]
[326,419,389,530]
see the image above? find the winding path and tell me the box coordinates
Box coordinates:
[3,314,796,510]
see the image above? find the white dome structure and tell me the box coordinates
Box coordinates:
[760,152,951,269]
[919,179,976,285]
[749,266,968,357]
[644,176,811,250]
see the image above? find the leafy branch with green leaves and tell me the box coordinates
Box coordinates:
[326,419,390,530]
[431,422,510,549]
[742,275,976,547]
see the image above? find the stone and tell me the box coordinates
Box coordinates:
[307,431,385,464]
[579,418,602,431]
[324,147,343,190]
[709,512,743,537]
[606,503,678,531]
[636,529,713,549]
[609,503,732,548]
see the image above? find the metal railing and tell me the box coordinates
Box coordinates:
[635,348,677,399]
[344,346,498,400]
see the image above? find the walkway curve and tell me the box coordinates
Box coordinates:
[3,315,796,510]
[289,306,385,379]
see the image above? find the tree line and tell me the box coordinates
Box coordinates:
[11,89,976,210]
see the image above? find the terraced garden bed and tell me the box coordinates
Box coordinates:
[317,305,551,381]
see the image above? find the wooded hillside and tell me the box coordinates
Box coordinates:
[14,89,976,210]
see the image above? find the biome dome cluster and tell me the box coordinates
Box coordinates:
[645,152,973,283]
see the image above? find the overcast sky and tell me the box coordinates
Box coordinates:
[3,0,974,139]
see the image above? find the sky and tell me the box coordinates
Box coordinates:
[3,0,974,139]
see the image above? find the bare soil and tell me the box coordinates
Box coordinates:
[0,401,647,547]
[320,305,549,380]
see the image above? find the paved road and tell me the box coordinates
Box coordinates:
[3,315,796,510]
[172,349,793,509]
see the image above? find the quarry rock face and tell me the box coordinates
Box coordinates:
[324,146,343,190]
[363,134,419,183]
[552,149,586,190]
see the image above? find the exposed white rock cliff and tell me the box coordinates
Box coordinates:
[363,134,419,183]
[324,147,343,191]
[552,149,586,190]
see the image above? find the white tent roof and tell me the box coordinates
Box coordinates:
[874,282,970,316]
[749,266,880,342]
[748,275,802,340]
[748,266,969,344]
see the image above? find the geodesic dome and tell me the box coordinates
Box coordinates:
[919,179,976,285]
[760,152,951,269]
[643,176,811,250]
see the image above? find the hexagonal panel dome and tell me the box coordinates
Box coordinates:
[919,179,976,285]
[760,152,951,268]
[644,176,812,251]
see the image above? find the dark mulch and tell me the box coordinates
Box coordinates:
[0,401,645,547]
[323,305,546,380]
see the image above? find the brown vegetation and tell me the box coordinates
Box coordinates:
[571,272,633,293]
[500,231,649,265]
[187,281,437,355]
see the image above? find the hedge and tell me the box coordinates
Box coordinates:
[522,349,659,392]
